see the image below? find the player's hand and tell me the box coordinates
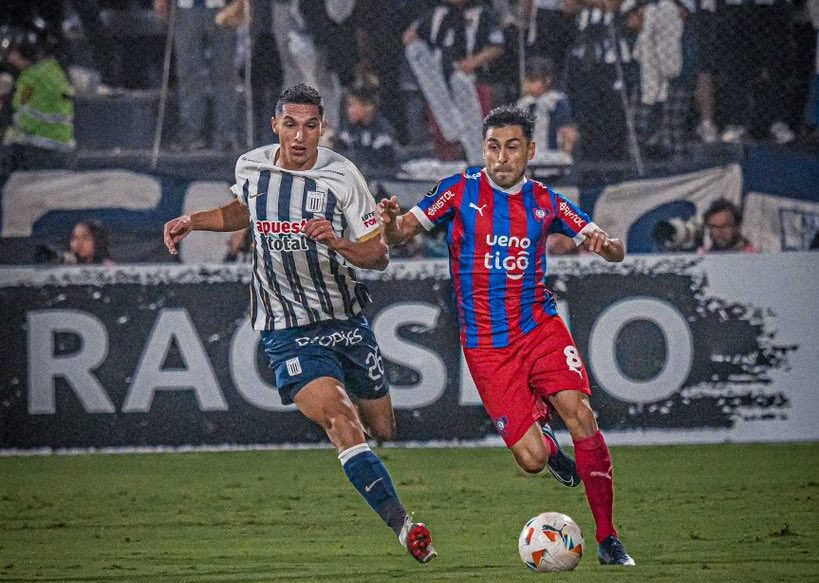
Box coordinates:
[163,215,192,256]
[376,196,401,227]
[581,229,612,255]
[302,217,339,248]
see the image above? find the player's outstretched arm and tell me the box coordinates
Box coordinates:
[163,200,250,256]
[376,196,424,247]
[582,229,625,262]
[301,217,389,271]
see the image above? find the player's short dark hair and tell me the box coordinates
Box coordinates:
[275,83,324,118]
[524,56,555,82]
[704,198,742,225]
[482,105,536,141]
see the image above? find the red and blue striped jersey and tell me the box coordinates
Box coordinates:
[409,167,598,349]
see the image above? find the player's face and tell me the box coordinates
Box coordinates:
[483,125,535,189]
[706,209,741,250]
[272,103,325,171]
[69,224,95,262]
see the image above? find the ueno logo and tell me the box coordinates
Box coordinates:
[559,201,585,227]
[484,234,531,280]
[426,190,455,216]
[256,219,308,235]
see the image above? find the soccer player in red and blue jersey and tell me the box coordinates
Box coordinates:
[378,105,635,566]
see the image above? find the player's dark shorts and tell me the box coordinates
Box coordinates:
[260,316,388,405]
[463,315,591,448]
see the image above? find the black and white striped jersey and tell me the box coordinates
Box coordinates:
[231,145,382,331]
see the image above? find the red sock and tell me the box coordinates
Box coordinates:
[542,433,559,458]
[573,431,618,544]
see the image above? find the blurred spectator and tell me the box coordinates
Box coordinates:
[711,0,795,144]
[404,0,505,160]
[154,0,238,151]
[516,56,578,156]
[697,198,758,253]
[520,0,577,81]
[0,22,75,173]
[336,85,397,173]
[35,220,115,265]
[630,0,692,159]
[564,0,632,161]
[809,0,819,142]
[692,0,718,143]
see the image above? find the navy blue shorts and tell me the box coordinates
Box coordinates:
[260,316,389,405]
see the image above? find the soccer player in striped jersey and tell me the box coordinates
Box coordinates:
[162,84,436,564]
[378,105,635,566]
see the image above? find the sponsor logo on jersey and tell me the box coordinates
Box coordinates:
[426,190,455,216]
[256,219,308,235]
[559,201,585,228]
[484,234,531,280]
[464,170,481,180]
[256,219,310,252]
[361,211,378,228]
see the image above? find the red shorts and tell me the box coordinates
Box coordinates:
[463,316,591,447]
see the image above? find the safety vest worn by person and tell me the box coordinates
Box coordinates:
[3,58,75,152]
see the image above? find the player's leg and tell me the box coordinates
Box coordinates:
[529,316,634,565]
[464,343,577,485]
[549,390,635,566]
[509,422,550,473]
[293,376,438,562]
[355,393,398,442]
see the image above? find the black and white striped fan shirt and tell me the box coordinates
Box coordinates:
[231,145,382,331]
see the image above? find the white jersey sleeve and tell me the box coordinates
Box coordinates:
[230,155,251,206]
[338,163,381,242]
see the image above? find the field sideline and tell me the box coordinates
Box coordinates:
[1,443,817,582]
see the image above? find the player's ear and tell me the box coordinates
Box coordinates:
[320,118,327,136]
[528,138,536,161]
[271,116,280,135]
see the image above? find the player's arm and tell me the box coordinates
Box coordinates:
[301,218,389,271]
[376,196,425,247]
[581,228,625,262]
[163,200,250,256]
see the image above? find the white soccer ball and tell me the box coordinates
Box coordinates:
[518,512,584,572]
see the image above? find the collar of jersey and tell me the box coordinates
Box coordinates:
[483,168,527,195]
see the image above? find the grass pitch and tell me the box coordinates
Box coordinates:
[1,443,817,583]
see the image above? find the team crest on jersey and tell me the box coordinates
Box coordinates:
[534,207,551,222]
[305,189,327,214]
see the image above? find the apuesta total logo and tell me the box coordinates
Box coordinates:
[484,234,531,280]
[255,219,309,251]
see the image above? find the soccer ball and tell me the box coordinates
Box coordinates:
[518,512,584,572]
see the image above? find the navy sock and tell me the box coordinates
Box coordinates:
[339,443,407,536]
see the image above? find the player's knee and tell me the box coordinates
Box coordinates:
[513,448,547,474]
[561,398,598,438]
[321,401,364,444]
[369,421,397,442]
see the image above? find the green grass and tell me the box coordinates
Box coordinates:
[1,443,818,582]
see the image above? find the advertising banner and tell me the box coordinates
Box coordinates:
[1,254,817,451]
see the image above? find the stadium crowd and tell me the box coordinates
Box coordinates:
[1,0,818,263]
